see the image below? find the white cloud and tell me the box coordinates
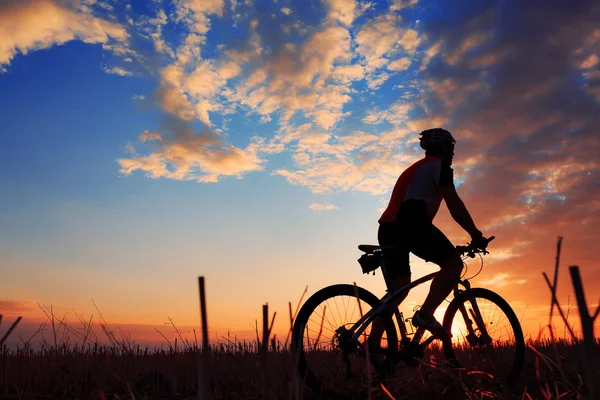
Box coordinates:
[308,203,340,212]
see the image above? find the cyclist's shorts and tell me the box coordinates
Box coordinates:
[378,199,456,280]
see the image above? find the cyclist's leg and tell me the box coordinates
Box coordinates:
[419,254,462,316]
[369,223,412,350]
[410,225,460,318]
[369,275,411,349]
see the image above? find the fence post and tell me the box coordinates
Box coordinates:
[0,316,22,346]
[198,277,211,400]
[569,266,597,400]
[261,304,269,399]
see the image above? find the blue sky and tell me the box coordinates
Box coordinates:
[1,0,599,343]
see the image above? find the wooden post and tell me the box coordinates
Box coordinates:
[261,303,269,400]
[0,316,22,346]
[549,236,563,322]
[198,277,211,400]
[569,266,597,400]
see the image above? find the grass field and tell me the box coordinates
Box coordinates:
[2,258,598,399]
[1,334,598,399]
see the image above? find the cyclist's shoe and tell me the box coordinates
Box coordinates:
[412,311,452,339]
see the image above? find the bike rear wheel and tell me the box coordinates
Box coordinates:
[442,288,525,385]
[291,284,398,398]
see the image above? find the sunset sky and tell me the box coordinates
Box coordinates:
[1,0,599,347]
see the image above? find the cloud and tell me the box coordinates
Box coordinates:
[390,0,418,11]
[444,31,493,66]
[332,64,365,83]
[107,1,423,188]
[173,0,224,34]
[367,72,390,89]
[387,57,411,71]
[138,8,174,58]
[226,24,355,129]
[0,0,129,71]
[308,203,340,212]
[362,101,412,125]
[139,130,162,142]
[118,122,264,183]
[103,66,133,76]
[479,273,527,288]
[273,129,415,194]
[398,29,421,55]
[325,0,358,26]
[403,1,600,311]
[355,14,405,71]
[0,299,37,315]
[9,0,598,240]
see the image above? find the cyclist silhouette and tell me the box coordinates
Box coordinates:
[370,128,489,347]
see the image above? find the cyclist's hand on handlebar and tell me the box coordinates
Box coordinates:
[470,233,489,251]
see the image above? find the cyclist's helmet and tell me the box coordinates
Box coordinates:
[419,128,456,150]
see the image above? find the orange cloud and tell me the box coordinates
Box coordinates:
[0,0,128,71]
[356,14,407,71]
[173,0,224,35]
[0,299,37,317]
[118,124,264,183]
[324,0,359,26]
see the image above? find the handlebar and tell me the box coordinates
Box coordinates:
[456,236,495,258]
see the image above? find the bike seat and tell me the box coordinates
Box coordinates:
[358,244,396,254]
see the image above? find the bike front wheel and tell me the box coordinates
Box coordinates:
[442,288,525,385]
[291,284,398,398]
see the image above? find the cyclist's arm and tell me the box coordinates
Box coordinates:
[439,184,482,239]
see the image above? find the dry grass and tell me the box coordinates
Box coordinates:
[0,332,598,399]
[1,238,597,399]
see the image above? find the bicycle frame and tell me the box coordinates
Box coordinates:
[347,271,437,340]
[346,272,490,346]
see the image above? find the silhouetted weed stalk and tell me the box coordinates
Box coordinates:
[1,237,598,399]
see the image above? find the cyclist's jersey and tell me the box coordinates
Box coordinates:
[379,156,454,223]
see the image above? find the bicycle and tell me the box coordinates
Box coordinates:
[291,236,525,398]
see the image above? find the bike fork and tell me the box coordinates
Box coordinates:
[459,296,492,345]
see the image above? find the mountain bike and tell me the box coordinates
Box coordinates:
[291,236,525,398]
